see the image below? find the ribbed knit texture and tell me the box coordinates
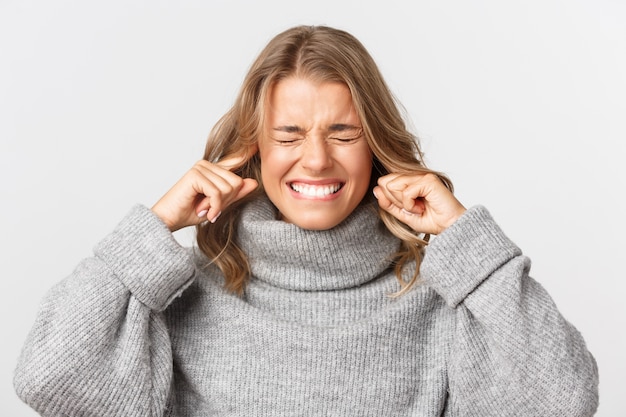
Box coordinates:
[14,197,599,416]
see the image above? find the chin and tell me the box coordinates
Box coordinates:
[283,212,347,231]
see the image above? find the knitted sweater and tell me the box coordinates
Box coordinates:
[14,196,599,416]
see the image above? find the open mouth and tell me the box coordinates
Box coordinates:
[289,182,344,197]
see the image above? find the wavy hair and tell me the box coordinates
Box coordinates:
[196,25,453,296]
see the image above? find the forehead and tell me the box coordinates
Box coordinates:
[265,77,359,127]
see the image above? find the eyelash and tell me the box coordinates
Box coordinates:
[276,139,301,144]
[330,137,359,143]
[275,136,361,145]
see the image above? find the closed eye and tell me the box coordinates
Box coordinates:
[330,138,357,144]
[273,137,303,145]
[328,133,363,143]
[327,125,363,143]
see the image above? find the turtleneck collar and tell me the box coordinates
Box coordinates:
[236,195,401,291]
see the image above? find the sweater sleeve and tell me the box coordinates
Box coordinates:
[420,206,599,416]
[14,205,195,417]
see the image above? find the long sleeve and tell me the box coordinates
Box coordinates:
[421,206,599,416]
[14,205,196,417]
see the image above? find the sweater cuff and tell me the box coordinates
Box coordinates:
[420,205,522,307]
[94,205,195,311]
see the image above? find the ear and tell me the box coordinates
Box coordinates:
[246,142,259,159]
[219,142,260,170]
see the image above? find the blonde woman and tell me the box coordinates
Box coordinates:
[15,25,598,416]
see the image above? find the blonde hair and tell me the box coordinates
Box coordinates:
[196,25,453,296]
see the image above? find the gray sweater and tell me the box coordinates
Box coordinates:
[14,197,599,416]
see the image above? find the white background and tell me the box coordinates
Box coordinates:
[1,0,624,415]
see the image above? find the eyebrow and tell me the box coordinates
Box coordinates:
[273,125,306,134]
[272,124,362,133]
[328,124,362,132]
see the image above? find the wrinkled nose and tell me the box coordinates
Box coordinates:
[300,138,333,172]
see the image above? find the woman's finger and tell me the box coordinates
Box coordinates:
[375,173,466,234]
[152,158,258,231]
[190,162,257,222]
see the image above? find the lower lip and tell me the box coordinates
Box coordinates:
[287,184,343,201]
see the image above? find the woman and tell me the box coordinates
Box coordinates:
[15,25,598,416]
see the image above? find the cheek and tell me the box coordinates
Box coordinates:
[259,148,290,187]
[344,147,373,180]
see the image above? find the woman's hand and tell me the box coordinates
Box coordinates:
[373,172,466,235]
[151,154,258,232]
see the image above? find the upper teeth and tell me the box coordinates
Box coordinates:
[291,183,341,197]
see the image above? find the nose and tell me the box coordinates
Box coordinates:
[300,137,333,172]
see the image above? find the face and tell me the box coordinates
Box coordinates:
[258,76,373,230]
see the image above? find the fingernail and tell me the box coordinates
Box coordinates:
[401,208,414,216]
[197,209,208,218]
[210,211,222,223]
[372,189,379,199]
